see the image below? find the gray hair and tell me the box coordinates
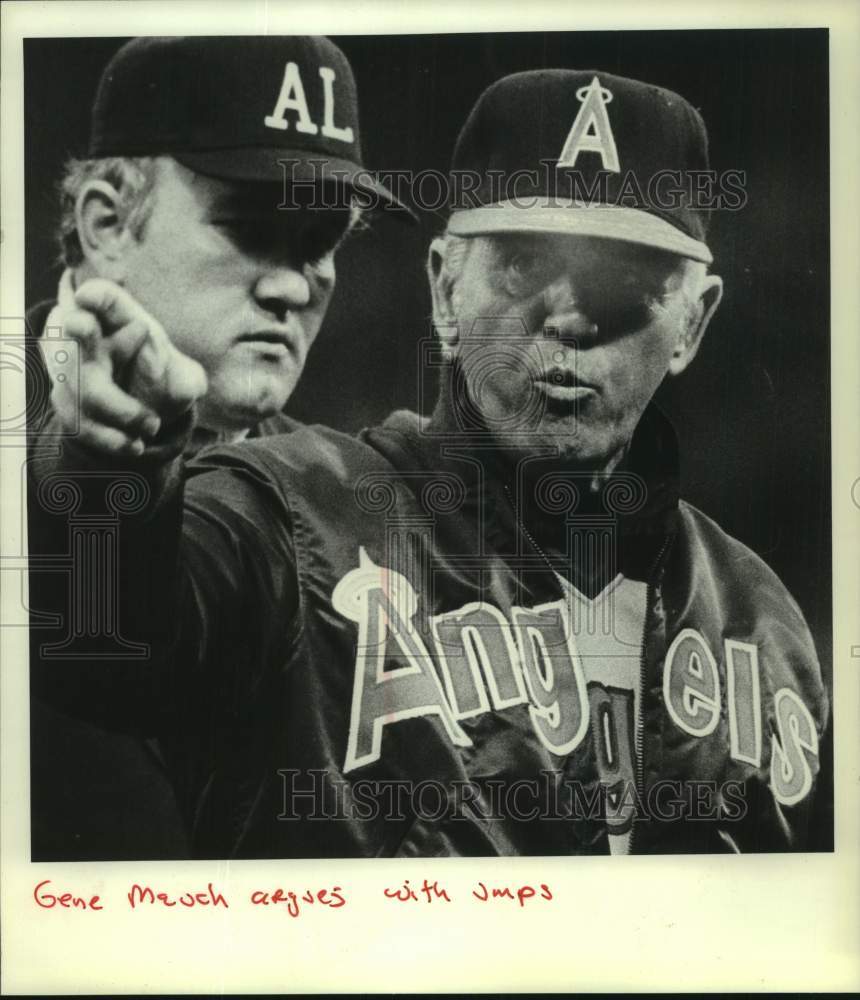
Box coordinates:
[57,156,160,268]
[58,155,368,268]
[437,231,472,281]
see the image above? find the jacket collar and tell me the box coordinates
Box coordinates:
[368,371,681,542]
[365,374,681,596]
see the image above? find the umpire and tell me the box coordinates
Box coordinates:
[27,35,409,859]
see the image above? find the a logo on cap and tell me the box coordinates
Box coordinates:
[264,61,355,143]
[557,76,620,173]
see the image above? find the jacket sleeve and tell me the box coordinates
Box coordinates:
[27,423,299,737]
[669,502,830,851]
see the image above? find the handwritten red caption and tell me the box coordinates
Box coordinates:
[250,886,345,918]
[33,879,104,911]
[33,880,344,918]
[383,878,553,907]
[34,878,554,913]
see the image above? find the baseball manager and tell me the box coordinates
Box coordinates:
[31,69,828,856]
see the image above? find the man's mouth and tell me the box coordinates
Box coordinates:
[533,366,597,402]
[237,330,297,358]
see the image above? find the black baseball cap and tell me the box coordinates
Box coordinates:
[447,69,713,263]
[88,35,414,218]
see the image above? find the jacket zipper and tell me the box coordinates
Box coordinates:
[502,482,677,855]
[629,534,673,855]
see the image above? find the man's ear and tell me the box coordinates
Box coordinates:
[667,274,723,376]
[74,180,134,281]
[427,237,460,361]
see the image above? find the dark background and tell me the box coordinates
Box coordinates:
[25,31,831,857]
[25,29,832,682]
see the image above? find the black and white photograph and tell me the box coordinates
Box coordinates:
[2,1,858,993]
[23,26,832,861]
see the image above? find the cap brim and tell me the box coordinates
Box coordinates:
[447,199,711,264]
[173,148,417,223]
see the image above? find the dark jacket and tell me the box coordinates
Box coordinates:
[26,299,299,860]
[36,389,826,858]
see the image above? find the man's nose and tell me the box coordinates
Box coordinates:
[253,263,311,319]
[541,275,598,343]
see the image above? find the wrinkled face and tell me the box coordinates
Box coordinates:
[117,159,353,431]
[439,233,711,466]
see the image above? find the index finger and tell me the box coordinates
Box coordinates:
[74,279,158,336]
